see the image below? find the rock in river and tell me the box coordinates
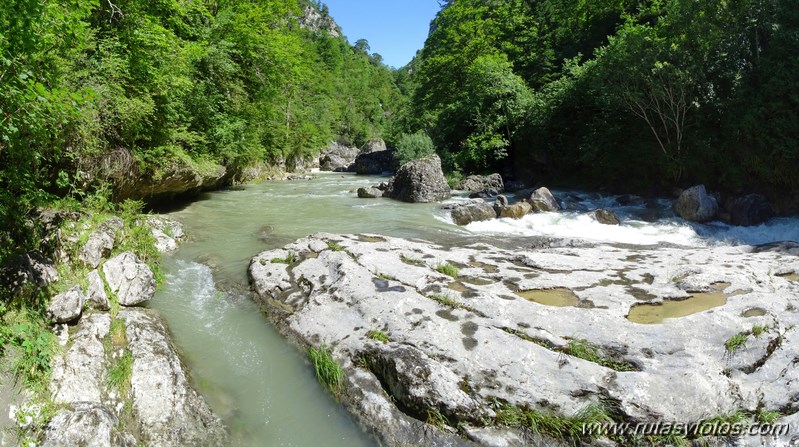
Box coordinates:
[450,201,496,225]
[385,155,451,203]
[250,233,799,447]
[529,187,560,212]
[674,184,718,222]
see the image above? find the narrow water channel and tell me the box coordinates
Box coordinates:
[150,173,799,446]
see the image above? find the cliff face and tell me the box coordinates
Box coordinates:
[299,4,340,38]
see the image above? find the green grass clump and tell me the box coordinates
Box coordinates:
[426,407,449,429]
[327,241,345,252]
[106,350,133,395]
[429,293,459,308]
[494,401,614,443]
[271,252,297,264]
[725,332,748,354]
[367,330,390,343]
[751,324,769,338]
[400,255,424,266]
[758,409,781,424]
[435,262,459,278]
[565,338,636,372]
[309,344,345,396]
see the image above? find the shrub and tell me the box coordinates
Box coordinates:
[395,131,436,165]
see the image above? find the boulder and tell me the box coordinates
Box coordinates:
[80,231,115,269]
[47,286,84,323]
[529,187,560,212]
[456,174,504,193]
[468,189,499,199]
[354,148,397,175]
[592,209,620,225]
[120,309,228,446]
[493,195,509,217]
[357,187,383,199]
[385,155,451,203]
[499,201,532,219]
[86,269,110,311]
[113,157,227,202]
[674,185,718,222]
[42,403,136,447]
[319,142,359,172]
[360,138,387,153]
[728,194,774,226]
[102,252,155,307]
[1,251,59,295]
[451,201,497,225]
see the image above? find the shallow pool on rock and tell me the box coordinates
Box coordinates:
[626,283,731,324]
[516,287,579,307]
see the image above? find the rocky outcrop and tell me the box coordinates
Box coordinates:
[249,233,799,447]
[45,310,228,447]
[360,138,387,153]
[145,216,186,253]
[357,187,383,199]
[592,209,620,225]
[319,142,359,172]
[456,174,504,193]
[354,148,397,175]
[385,155,451,203]
[102,252,155,307]
[0,251,59,295]
[79,218,123,268]
[114,160,227,203]
[120,309,228,446]
[529,187,560,212]
[450,201,497,225]
[47,286,85,323]
[727,194,775,226]
[674,184,718,222]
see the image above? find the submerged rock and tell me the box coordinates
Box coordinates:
[102,252,155,307]
[249,233,799,447]
[386,155,451,203]
[451,201,496,225]
[674,184,718,222]
[592,208,620,225]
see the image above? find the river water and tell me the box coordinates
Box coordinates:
[150,173,799,446]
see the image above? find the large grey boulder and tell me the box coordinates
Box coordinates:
[529,187,560,212]
[360,138,387,153]
[249,233,799,447]
[86,269,110,311]
[451,201,497,225]
[319,142,359,172]
[120,309,228,447]
[42,403,136,447]
[51,313,110,404]
[47,286,85,323]
[674,184,718,222]
[456,174,504,193]
[386,155,451,203]
[728,194,774,226]
[1,251,59,295]
[354,148,397,175]
[102,252,155,307]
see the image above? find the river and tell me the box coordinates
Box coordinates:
[150,173,799,446]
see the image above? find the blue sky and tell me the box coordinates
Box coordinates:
[321,1,443,68]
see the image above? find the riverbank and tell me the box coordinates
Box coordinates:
[249,232,799,446]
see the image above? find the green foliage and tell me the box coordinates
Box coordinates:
[758,409,781,424]
[565,338,636,372]
[399,255,424,266]
[308,344,344,396]
[725,333,749,354]
[426,407,449,429]
[271,252,297,264]
[395,131,436,166]
[435,262,459,278]
[366,330,389,343]
[494,401,614,443]
[0,309,57,391]
[751,324,769,338]
[326,241,345,252]
[106,350,133,395]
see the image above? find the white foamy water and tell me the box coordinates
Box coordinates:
[451,190,799,247]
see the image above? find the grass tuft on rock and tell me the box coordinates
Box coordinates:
[367,330,390,343]
[435,262,459,278]
[494,401,614,443]
[426,407,449,429]
[327,241,345,252]
[107,350,133,395]
[565,338,636,372]
[308,344,345,396]
[725,332,748,354]
[271,252,297,264]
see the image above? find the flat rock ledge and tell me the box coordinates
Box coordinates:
[249,234,799,447]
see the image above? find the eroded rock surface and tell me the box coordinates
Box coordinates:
[102,252,155,306]
[249,233,799,447]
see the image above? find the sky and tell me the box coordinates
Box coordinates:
[321,1,443,68]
